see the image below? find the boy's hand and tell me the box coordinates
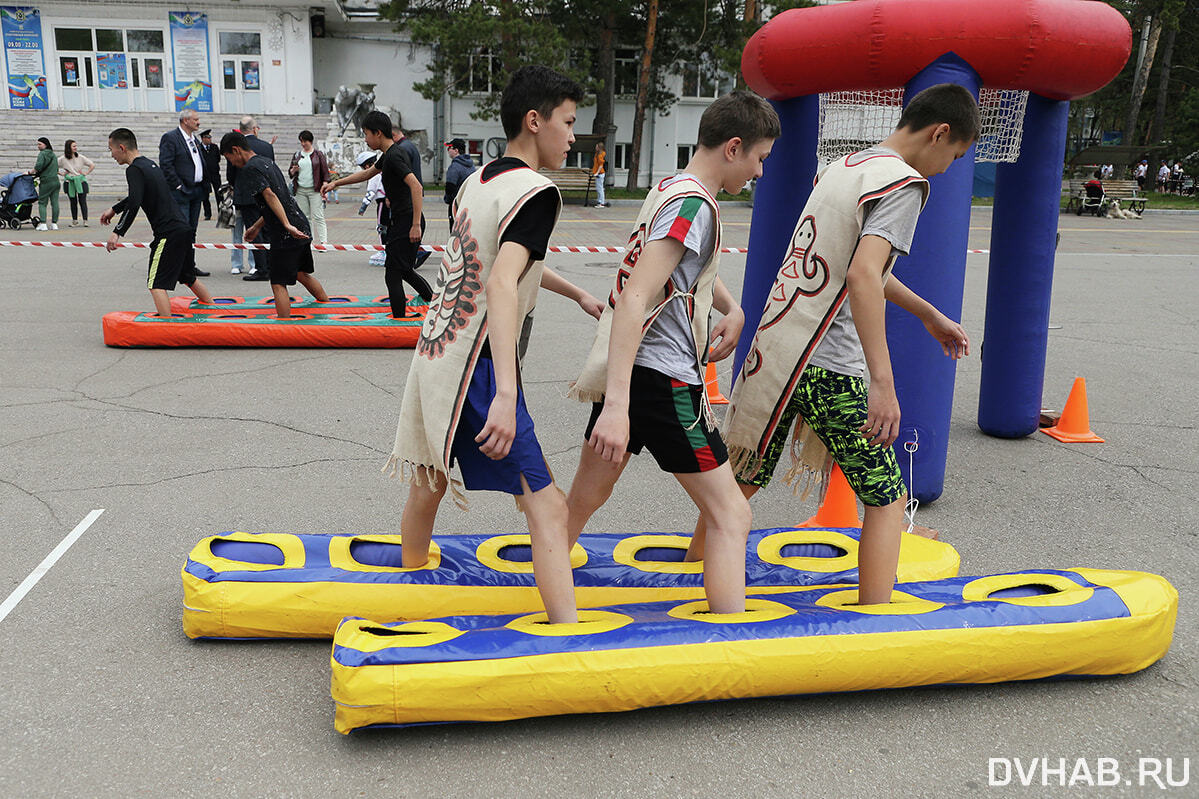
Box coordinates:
[104,232,121,252]
[319,181,335,200]
[923,311,970,359]
[99,208,114,226]
[588,404,630,463]
[708,307,745,362]
[476,393,517,460]
[285,223,310,241]
[578,292,604,320]
[409,224,422,243]
[862,381,901,447]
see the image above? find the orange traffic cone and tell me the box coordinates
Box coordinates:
[799,463,861,528]
[704,356,728,405]
[1042,377,1104,443]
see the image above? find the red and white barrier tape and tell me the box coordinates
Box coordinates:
[0,241,990,255]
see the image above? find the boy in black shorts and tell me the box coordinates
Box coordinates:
[219,132,329,319]
[565,92,780,614]
[100,128,214,316]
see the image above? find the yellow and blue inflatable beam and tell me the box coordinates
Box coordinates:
[182,527,959,639]
[330,568,1177,732]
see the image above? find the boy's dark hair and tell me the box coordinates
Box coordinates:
[697,90,781,149]
[108,128,137,150]
[897,83,980,143]
[362,110,393,138]
[219,131,250,154]
[299,129,314,143]
[500,65,584,140]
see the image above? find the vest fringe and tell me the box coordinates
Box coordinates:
[567,383,605,404]
[728,445,763,484]
[781,420,832,501]
[381,457,469,511]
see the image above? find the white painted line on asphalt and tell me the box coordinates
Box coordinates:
[0,509,104,624]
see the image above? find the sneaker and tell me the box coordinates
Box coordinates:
[35,223,47,231]
[69,220,79,227]
[230,266,242,275]
[50,223,58,230]
[81,221,88,227]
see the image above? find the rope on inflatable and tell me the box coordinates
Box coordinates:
[0,241,990,254]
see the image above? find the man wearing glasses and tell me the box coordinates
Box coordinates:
[158,108,211,275]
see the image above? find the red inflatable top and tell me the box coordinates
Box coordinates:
[742,0,1131,101]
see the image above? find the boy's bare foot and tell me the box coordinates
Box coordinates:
[908,523,939,540]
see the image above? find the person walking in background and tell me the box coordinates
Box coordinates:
[226,116,275,280]
[392,120,430,268]
[289,130,330,248]
[58,139,94,227]
[443,138,475,223]
[198,129,221,222]
[591,140,608,207]
[29,137,59,231]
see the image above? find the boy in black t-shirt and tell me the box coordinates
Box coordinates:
[220,132,330,318]
[99,127,214,317]
[321,111,432,318]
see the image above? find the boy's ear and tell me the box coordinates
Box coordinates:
[523,108,540,136]
[723,136,744,161]
[930,122,952,144]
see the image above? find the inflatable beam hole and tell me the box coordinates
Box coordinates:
[497,544,533,563]
[779,543,847,559]
[349,540,407,568]
[216,314,249,319]
[210,539,286,565]
[987,583,1063,599]
[363,626,430,636]
[634,546,688,563]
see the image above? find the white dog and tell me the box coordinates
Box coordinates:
[1106,199,1141,219]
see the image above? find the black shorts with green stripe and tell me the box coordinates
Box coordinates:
[585,364,727,474]
[146,231,198,291]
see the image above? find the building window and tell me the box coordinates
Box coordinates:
[613,143,631,170]
[219,32,261,55]
[677,144,695,170]
[126,30,164,53]
[681,60,732,99]
[95,28,124,51]
[614,49,638,96]
[467,49,495,94]
[55,28,93,50]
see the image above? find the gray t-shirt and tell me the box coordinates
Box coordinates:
[634,178,717,385]
[807,147,924,378]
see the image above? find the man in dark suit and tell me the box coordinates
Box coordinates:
[158,109,209,275]
[226,116,276,280]
[198,129,221,221]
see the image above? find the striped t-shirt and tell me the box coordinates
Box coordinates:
[634,175,716,385]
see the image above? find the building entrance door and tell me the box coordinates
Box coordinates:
[128,55,168,110]
[58,52,95,110]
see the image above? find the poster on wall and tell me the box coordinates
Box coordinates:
[2,6,47,109]
[169,11,212,111]
[97,52,127,89]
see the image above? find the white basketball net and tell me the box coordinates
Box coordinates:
[818,88,1028,165]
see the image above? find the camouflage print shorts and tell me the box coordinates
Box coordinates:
[742,366,905,507]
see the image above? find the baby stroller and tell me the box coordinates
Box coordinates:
[0,171,39,229]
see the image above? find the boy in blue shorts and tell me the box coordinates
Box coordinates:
[565,91,780,614]
[386,66,603,624]
[716,83,976,605]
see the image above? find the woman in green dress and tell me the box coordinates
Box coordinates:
[28,137,60,230]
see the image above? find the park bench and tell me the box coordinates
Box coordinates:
[1063,178,1147,216]
[538,168,598,206]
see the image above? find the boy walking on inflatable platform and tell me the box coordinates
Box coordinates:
[710,83,976,606]
[100,128,215,316]
[385,66,603,624]
[219,132,330,319]
[565,91,780,614]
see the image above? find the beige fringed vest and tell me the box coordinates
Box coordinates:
[386,166,560,500]
[724,151,928,494]
[569,175,722,412]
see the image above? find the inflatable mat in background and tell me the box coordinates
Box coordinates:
[169,295,427,315]
[330,568,1177,731]
[102,310,422,348]
[182,528,960,639]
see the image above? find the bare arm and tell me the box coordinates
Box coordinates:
[708,276,744,361]
[883,275,970,360]
[260,187,309,240]
[405,173,423,242]
[540,267,603,319]
[322,165,378,198]
[846,235,900,447]
[475,241,531,460]
[589,238,685,462]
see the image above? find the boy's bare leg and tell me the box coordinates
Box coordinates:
[564,444,630,546]
[519,475,578,624]
[399,470,446,568]
[688,482,758,561]
[271,283,292,318]
[189,280,214,304]
[675,464,751,614]
[149,288,173,317]
[857,497,905,605]
[297,272,329,302]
